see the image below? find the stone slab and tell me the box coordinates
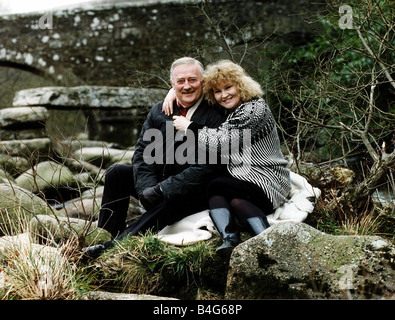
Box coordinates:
[0,106,49,128]
[13,86,167,109]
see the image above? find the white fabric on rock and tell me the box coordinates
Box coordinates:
[158,172,321,246]
[157,210,217,246]
[266,172,321,225]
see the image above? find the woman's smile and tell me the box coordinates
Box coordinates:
[214,83,242,110]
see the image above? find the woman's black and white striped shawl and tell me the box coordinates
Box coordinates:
[195,98,291,209]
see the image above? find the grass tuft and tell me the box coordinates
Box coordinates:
[96,231,226,298]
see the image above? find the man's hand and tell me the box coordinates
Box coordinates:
[140,185,163,210]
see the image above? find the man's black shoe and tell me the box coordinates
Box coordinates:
[82,241,113,259]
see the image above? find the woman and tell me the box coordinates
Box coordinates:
[165,60,290,258]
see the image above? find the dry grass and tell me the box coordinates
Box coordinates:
[339,206,384,236]
[0,208,91,300]
[312,190,386,237]
[0,238,76,299]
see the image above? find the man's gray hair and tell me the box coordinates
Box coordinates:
[170,57,204,81]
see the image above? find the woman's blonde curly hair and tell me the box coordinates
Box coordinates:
[203,60,263,105]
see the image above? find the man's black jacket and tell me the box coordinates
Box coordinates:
[131,98,226,203]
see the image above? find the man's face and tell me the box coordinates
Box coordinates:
[171,63,203,108]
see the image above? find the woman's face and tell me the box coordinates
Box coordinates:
[213,82,242,110]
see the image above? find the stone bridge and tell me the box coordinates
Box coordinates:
[0,0,320,147]
[0,0,320,86]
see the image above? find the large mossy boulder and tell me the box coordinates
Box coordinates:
[0,183,52,235]
[226,222,395,299]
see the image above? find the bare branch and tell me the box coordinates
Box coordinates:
[357,28,395,90]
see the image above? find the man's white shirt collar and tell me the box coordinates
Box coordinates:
[183,95,203,120]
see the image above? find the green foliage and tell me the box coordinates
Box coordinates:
[263,0,394,162]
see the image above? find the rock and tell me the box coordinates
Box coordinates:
[0,154,30,177]
[73,172,95,187]
[226,222,395,299]
[72,147,116,168]
[13,86,167,109]
[0,128,48,140]
[67,139,123,152]
[0,232,32,253]
[0,168,15,185]
[15,160,77,193]
[61,157,104,179]
[0,232,58,257]
[290,163,355,189]
[109,149,135,164]
[82,290,178,300]
[72,146,134,168]
[0,183,52,235]
[57,197,101,221]
[0,107,51,154]
[0,107,49,129]
[0,138,52,158]
[30,214,111,246]
[81,186,105,199]
[53,139,122,158]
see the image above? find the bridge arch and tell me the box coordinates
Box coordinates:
[0,59,46,76]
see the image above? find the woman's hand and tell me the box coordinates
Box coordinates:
[173,115,191,131]
[162,88,177,116]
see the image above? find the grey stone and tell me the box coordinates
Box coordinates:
[72,146,134,167]
[226,222,395,299]
[0,138,52,157]
[0,128,47,140]
[15,160,78,193]
[13,86,167,109]
[289,162,355,189]
[0,154,30,177]
[0,168,14,184]
[57,197,101,221]
[82,290,178,300]
[0,183,52,235]
[0,107,49,128]
[30,214,111,246]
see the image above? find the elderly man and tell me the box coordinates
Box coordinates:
[84,57,226,257]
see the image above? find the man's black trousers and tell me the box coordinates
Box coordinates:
[97,164,209,240]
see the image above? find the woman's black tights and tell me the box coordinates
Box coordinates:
[207,176,273,225]
[209,195,269,223]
